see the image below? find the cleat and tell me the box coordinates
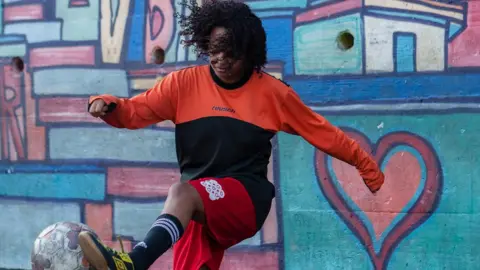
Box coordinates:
[79,231,135,270]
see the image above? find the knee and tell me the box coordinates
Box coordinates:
[168,182,199,202]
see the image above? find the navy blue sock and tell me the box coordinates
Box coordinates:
[128,214,184,270]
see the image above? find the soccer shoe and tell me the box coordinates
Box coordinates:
[78,231,135,270]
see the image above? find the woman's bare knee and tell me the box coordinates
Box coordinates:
[167,183,203,206]
[162,182,205,226]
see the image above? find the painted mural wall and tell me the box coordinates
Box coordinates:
[0,0,479,269]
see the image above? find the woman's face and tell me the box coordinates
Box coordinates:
[208,26,246,84]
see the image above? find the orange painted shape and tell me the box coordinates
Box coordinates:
[332,151,422,239]
[84,203,113,240]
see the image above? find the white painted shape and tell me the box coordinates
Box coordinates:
[364,16,445,73]
[4,21,62,43]
[114,200,166,241]
[0,44,26,57]
[33,68,129,96]
[0,200,80,269]
[48,127,177,163]
[364,0,463,20]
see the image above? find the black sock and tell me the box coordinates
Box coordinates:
[128,214,184,270]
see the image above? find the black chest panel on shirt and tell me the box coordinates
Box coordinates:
[175,116,276,229]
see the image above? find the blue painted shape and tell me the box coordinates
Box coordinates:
[449,22,462,38]
[0,163,104,173]
[256,10,294,18]
[0,35,25,43]
[309,0,334,6]
[33,68,129,96]
[395,33,415,73]
[286,72,480,104]
[262,17,294,75]
[4,21,62,43]
[0,173,105,200]
[0,3,3,35]
[127,0,146,61]
[0,200,81,269]
[368,9,446,25]
[293,13,363,75]
[246,0,308,10]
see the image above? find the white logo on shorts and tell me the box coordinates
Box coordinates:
[200,179,225,201]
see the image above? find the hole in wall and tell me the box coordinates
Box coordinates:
[336,31,355,51]
[11,57,24,72]
[151,46,165,65]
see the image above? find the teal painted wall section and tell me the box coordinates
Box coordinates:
[279,113,480,269]
[1,0,480,269]
[294,13,363,75]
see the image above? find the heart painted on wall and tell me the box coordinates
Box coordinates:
[315,129,442,270]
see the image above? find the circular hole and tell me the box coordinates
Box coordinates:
[336,31,355,51]
[11,57,24,72]
[151,46,165,65]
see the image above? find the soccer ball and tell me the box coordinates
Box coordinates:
[31,221,97,270]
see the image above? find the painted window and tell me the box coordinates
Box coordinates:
[394,32,416,73]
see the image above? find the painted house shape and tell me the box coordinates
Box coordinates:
[293,0,467,75]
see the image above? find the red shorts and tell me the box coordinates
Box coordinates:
[172,177,258,270]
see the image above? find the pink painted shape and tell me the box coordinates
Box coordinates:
[38,97,102,123]
[296,0,362,23]
[29,46,95,68]
[107,167,180,197]
[69,0,89,7]
[1,65,25,160]
[332,151,421,239]
[151,8,163,40]
[3,4,44,21]
[145,0,174,64]
[448,2,480,67]
[23,70,46,160]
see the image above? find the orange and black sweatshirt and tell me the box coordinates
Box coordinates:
[89,65,384,229]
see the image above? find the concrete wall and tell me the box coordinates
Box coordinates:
[0,0,479,269]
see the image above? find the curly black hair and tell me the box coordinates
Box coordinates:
[176,0,267,73]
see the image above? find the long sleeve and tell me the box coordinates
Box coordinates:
[280,88,384,193]
[88,72,179,129]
